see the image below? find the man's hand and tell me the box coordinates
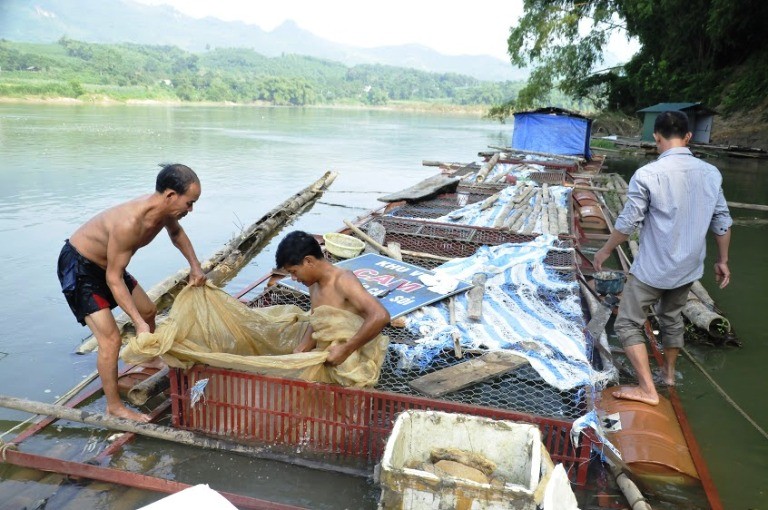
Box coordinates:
[325,343,353,366]
[593,247,610,272]
[714,261,731,289]
[189,267,207,287]
[135,320,151,336]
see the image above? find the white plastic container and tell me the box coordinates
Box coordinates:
[377,410,542,510]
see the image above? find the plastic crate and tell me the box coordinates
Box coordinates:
[169,366,592,486]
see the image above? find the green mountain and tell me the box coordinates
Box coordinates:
[0,0,526,82]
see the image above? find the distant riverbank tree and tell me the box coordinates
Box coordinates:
[492,0,768,119]
[0,39,525,108]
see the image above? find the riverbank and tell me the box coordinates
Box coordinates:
[710,100,768,150]
[4,94,764,150]
[0,95,491,116]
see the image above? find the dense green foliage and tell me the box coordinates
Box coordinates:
[0,39,523,106]
[502,0,768,116]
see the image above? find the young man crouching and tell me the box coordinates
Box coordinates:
[275,231,390,366]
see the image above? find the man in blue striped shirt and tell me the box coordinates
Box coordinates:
[594,110,732,405]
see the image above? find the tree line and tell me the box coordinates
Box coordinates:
[0,38,524,107]
[493,0,768,118]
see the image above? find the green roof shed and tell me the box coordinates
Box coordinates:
[637,102,717,143]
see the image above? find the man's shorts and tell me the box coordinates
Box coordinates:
[57,239,138,325]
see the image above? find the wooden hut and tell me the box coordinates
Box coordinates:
[637,102,717,143]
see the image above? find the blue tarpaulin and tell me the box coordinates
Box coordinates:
[511,111,592,159]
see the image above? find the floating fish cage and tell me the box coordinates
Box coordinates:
[382,185,575,238]
[355,216,576,269]
[169,366,592,486]
[249,283,584,422]
[348,216,572,266]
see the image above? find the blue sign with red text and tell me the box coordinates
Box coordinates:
[278,253,472,319]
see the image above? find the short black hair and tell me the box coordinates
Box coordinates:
[156,163,199,194]
[276,231,323,268]
[654,111,690,140]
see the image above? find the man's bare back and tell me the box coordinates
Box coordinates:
[69,196,168,268]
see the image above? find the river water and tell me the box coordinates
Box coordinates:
[0,104,765,508]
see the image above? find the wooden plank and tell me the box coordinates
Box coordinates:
[377,174,460,203]
[409,351,528,397]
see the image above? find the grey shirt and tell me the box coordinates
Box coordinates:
[614,147,732,289]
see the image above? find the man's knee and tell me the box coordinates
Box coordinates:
[659,320,686,349]
[614,317,646,348]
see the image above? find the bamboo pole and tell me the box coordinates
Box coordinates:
[727,201,768,212]
[448,297,463,358]
[474,152,501,183]
[513,184,536,204]
[492,198,517,229]
[510,205,532,232]
[488,145,584,162]
[502,206,527,230]
[400,249,452,262]
[467,273,487,321]
[0,395,368,477]
[126,366,170,406]
[522,190,543,234]
[342,220,399,259]
[76,171,338,354]
[548,201,559,236]
[478,192,501,211]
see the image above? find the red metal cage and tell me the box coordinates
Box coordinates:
[170,366,593,486]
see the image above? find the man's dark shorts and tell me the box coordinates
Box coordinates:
[57,240,138,325]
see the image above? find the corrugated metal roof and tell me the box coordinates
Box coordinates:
[515,107,591,120]
[637,102,716,114]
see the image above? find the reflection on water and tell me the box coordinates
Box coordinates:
[0,105,765,508]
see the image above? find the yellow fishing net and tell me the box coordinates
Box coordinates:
[121,283,389,387]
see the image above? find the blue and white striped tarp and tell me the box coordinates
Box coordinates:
[395,234,605,391]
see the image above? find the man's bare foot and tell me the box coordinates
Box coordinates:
[660,369,676,387]
[653,368,677,387]
[107,405,151,423]
[612,386,659,406]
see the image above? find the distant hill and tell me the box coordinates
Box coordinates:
[0,0,527,82]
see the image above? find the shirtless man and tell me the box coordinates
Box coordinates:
[57,164,206,422]
[275,231,390,366]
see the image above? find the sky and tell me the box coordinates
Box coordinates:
[132,0,638,63]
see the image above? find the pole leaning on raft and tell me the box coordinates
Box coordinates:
[0,395,367,477]
[76,171,338,354]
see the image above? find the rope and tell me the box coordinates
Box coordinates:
[682,347,768,442]
[0,439,18,461]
